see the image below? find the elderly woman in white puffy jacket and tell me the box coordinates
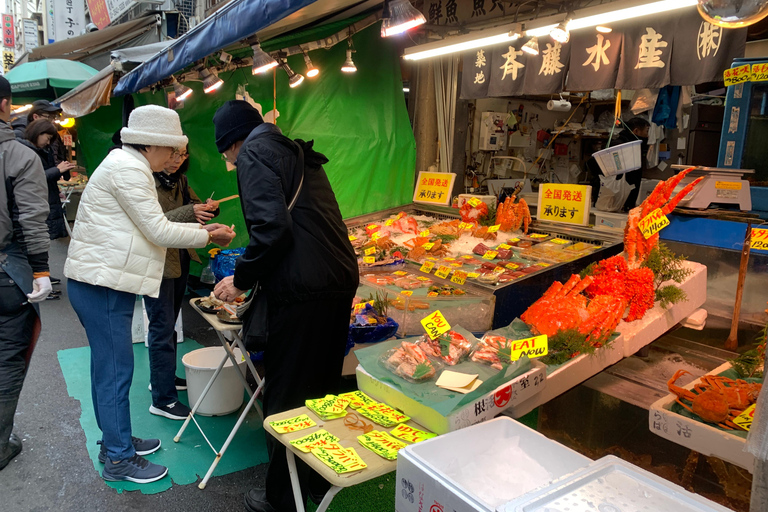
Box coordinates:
[64,105,234,484]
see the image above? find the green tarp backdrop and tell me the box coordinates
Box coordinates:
[76,24,416,275]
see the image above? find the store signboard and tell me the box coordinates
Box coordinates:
[422,0,508,27]
[54,0,85,41]
[461,8,746,99]
[22,19,37,51]
[2,49,13,73]
[537,184,591,226]
[86,0,136,30]
[413,171,456,206]
[2,14,13,48]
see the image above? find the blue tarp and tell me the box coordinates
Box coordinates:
[113,0,317,96]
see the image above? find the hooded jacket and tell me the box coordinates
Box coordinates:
[19,138,69,240]
[0,119,50,271]
[64,147,210,297]
[232,123,358,304]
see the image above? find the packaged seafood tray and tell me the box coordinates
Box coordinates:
[356,273,495,336]
[395,417,590,512]
[649,362,758,472]
[501,455,732,512]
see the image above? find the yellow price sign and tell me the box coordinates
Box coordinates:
[367,224,378,230]
[753,63,768,82]
[467,197,482,207]
[733,404,756,431]
[364,246,376,256]
[450,270,467,285]
[458,222,473,230]
[461,255,474,259]
[422,242,435,251]
[269,414,317,434]
[420,310,451,339]
[416,276,431,281]
[751,228,768,250]
[487,225,500,233]
[450,263,463,267]
[419,261,435,274]
[434,265,451,279]
[353,302,367,314]
[551,238,570,245]
[385,219,395,226]
[497,243,511,250]
[715,181,742,190]
[536,262,550,267]
[419,230,430,237]
[427,291,438,296]
[348,235,357,241]
[505,263,519,270]
[530,234,549,239]
[638,208,670,239]
[493,266,506,274]
[509,238,521,242]
[724,63,751,87]
[393,271,408,276]
[400,290,414,296]
[363,256,375,264]
[443,257,456,261]
[510,335,549,361]
[482,251,498,260]
[467,272,480,278]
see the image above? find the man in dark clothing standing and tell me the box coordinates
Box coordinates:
[0,76,53,471]
[212,100,359,512]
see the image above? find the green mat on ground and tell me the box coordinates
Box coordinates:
[57,338,268,494]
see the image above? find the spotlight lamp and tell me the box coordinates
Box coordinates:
[172,77,193,101]
[381,0,426,37]
[199,68,223,93]
[596,25,612,33]
[303,52,319,78]
[251,43,279,74]
[281,60,305,88]
[550,19,571,43]
[341,41,357,73]
[697,0,768,27]
[522,37,539,55]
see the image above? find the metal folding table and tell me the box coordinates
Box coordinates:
[177,299,265,489]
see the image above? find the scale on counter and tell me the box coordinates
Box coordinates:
[670,165,754,211]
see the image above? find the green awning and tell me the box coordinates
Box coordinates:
[5,59,99,94]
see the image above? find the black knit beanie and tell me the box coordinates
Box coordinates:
[213,100,264,153]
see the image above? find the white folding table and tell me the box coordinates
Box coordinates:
[176,299,265,489]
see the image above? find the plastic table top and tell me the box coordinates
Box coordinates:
[189,298,243,333]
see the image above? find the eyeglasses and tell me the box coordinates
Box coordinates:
[172,149,189,159]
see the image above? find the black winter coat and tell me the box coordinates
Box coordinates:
[20,139,69,240]
[232,123,358,304]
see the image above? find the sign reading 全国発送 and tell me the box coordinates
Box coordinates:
[413,171,456,206]
[537,184,591,226]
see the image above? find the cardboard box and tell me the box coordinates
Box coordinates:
[395,417,590,512]
[649,362,756,473]
[356,362,547,435]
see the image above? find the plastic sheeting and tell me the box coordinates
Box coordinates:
[58,67,113,118]
[76,24,415,276]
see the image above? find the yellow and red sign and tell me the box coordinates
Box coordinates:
[537,184,590,226]
[638,208,670,239]
[723,64,752,87]
[420,310,451,340]
[413,171,456,206]
[751,228,768,251]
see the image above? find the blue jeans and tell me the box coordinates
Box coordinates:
[144,250,189,407]
[68,279,136,462]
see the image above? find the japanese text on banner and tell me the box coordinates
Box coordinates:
[724,64,751,86]
[538,184,590,225]
[413,171,455,206]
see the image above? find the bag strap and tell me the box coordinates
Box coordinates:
[287,140,304,212]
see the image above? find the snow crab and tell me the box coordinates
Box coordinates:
[385,342,436,381]
[625,168,704,268]
[392,213,419,234]
[496,195,532,234]
[405,238,448,261]
[668,369,762,429]
[471,226,498,241]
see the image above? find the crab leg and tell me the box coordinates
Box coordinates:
[556,275,582,298]
[668,369,699,401]
[661,176,704,215]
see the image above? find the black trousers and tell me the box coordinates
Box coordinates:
[0,270,36,411]
[263,297,352,511]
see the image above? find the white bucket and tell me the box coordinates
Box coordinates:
[182,346,247,416]
[593,139,642,177]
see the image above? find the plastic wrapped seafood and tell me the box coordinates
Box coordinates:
[381,341,441,382]
[416,330,474,365]
[470,334,513,371]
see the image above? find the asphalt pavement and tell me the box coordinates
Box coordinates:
[1,238,265,511]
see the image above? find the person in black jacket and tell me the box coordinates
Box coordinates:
[212,100,359,512]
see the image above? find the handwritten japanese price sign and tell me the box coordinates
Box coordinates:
[400,290,413,296]
[421,310,451,339]
[413,171,456,206]
[389,424,436,444]
[510,335,549,361]
[487,224,500,233]
[269,414,317,434]
[751,228,768,250]
[724,64,751,87]
[364,246,376,256]
[482,250,498,260]
[537,184,591,226]
[434,265,451,279]
[363,256,375,264]
[419,260,435,274]
[348,235,357,241]
[733,404,756,431]
[467,197,482,207]
[752,63,768,82]
[422,242,435,251]
[450,270,467,285]
[638,208,670,239]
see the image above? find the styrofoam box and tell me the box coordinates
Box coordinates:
[356,361,546,435]
[395,417,591,512]
[649,362,755,473]
[616,261,707,358]
[501,455,732,512]
[592,210,628,231]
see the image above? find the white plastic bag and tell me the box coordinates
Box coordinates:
[595,174,636,212]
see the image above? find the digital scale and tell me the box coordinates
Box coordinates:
[670,165,754,211]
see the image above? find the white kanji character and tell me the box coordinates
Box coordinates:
[583,34,611,72]
[635,27,668,69]
[474,71,486,84]
[499,46,524,80]
[697,22,722,60]
[475,49,486,68]
[539,41,564,76]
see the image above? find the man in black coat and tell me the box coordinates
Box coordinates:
[212,100,359,512]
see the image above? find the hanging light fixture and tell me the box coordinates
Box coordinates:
[521,37,539,56]
[303,52,319,78]
[595,25,612,33]
[172,77,193,101]
[199,68,223,93]
[281,60,304,88]
[381,0,426,37]
[697,0,768,28]
[550,19,571,43]
[341,40,357,73]
[251,43,278,74]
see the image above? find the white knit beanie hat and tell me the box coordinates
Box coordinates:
[121,105,188,148]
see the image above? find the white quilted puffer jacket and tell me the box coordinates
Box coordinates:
[65,147,209,297]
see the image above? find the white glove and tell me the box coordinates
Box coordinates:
[27,276,52,303]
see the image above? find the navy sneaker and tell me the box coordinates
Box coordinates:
[149,401,191,420]
[102,453,168,483]
[97,437,161,464]
[174,377,187,391]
